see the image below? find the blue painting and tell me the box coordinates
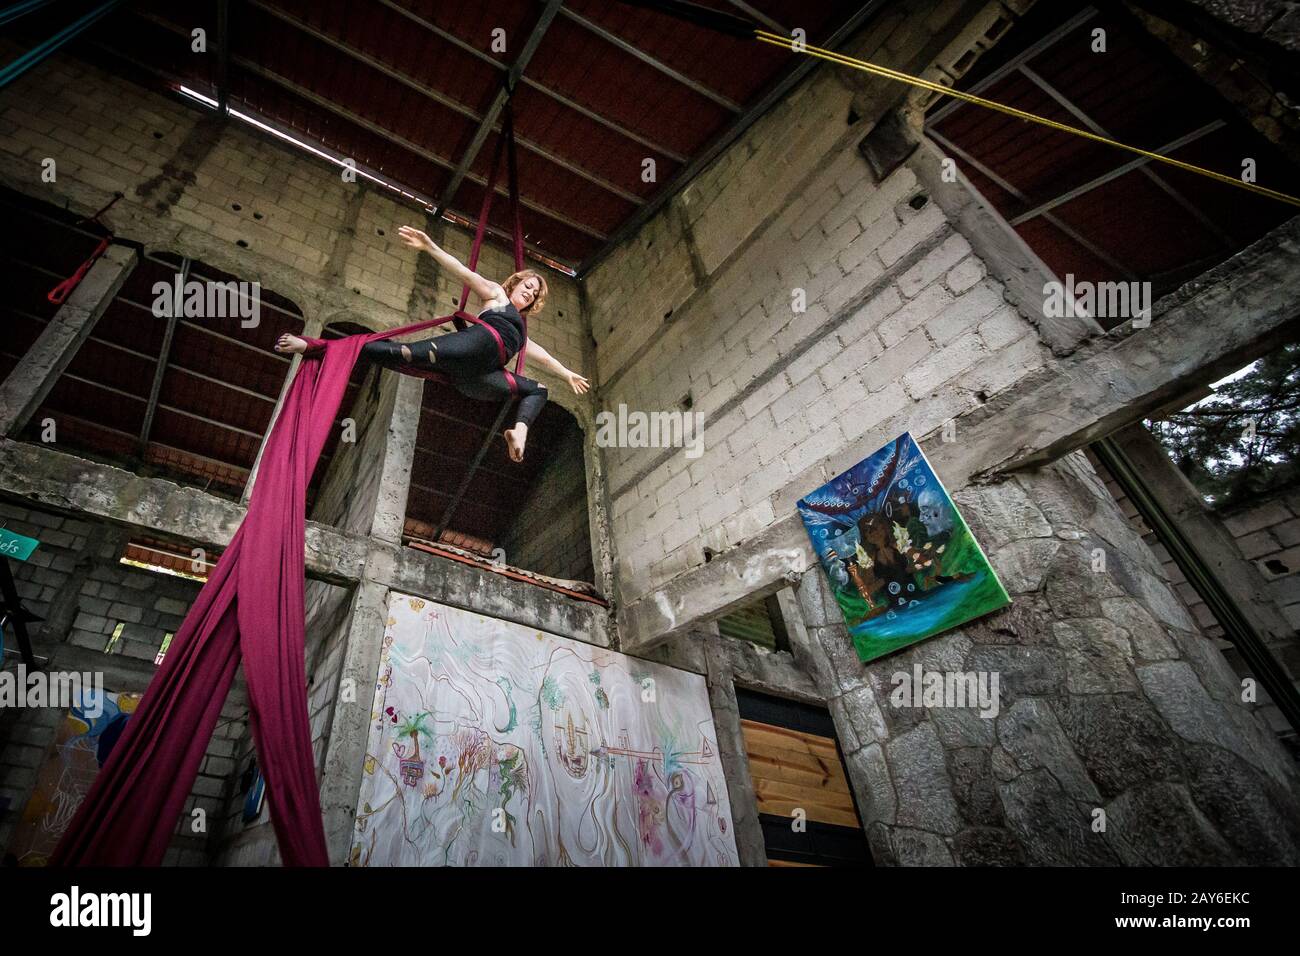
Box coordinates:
[797,432,1010,662]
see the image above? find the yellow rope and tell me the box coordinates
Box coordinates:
[753,29,1300,209]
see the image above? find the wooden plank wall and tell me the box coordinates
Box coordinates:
[740,718,860,830]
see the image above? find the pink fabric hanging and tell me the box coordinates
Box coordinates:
[51,106,528,868]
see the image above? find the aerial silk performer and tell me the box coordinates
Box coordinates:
[51,103,584,866]
[276,224,589,462]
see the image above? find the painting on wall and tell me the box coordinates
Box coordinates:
[6,687,141,866]
[797,432,1010,663]
[351,595,740,867]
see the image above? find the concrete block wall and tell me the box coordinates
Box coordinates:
[305,580,357,778]
[0,501,89,629]
[1222,490,1300,633]
[498,415,594,582]
[211,718,274,867]
[69,544,194,661]
[0,498,242,863]
[586,0,1047,609]
[170,713,247,867]
[1213,489,1300,735]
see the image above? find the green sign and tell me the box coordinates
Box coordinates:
[0,529,40,562]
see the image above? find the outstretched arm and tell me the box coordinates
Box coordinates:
[397,225,504,306]
[525,338,590,395]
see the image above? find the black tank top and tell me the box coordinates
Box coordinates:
[477,303,525,359]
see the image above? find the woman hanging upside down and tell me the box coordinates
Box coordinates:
[275,225,589,462]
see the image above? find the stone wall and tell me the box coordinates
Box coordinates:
[1088,447,1300,745]
[795,453,1300,864]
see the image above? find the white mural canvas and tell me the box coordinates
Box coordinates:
[351,593,740,866]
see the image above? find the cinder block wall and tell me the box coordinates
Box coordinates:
[586,0,1046,608]
[499,415,594,582]
[585,0,1300,866]
[304,582,356,772]
[0,500,241,864]
[1223,491,1300,632]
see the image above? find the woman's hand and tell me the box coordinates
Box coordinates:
[397,225,434,253]
[565,369,590,395]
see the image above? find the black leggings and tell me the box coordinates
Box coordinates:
[360,325,548,428]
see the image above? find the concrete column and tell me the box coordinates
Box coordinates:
[0,242,137,436]
[578,404,618,611]
[797,453,1300,865]
[369,374,423,544]
[316,576,390,865]
[702,641,768,867]
[241,313,323,505]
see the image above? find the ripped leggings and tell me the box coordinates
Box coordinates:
[359,324,548,428]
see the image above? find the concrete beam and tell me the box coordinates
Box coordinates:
[0,435,609,639]
[365,540,609,646]
[0,438,368,586]
[0,242,137,436]
[620,516,813,655]
[959,215,1300,479]
[618,216,1300,653]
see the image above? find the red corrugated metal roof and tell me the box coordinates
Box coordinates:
[70,0,867,269]
[927,2,1295,314]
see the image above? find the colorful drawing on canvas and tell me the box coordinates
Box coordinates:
[351,595,739,867]
[797,432,1010,663]
[6,687,141,865]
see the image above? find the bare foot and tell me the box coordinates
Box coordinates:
[275,333,307,355]
[504,424,528,463]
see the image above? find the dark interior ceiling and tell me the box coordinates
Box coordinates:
[58,0,876,273]
[925,2,1296,317]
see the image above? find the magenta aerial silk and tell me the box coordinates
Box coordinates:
[52,106,527,867]
[49,318,450,867]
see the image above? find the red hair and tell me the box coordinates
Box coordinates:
[502,269,548,316]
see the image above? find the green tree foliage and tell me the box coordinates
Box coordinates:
[1148,343,1300,509]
